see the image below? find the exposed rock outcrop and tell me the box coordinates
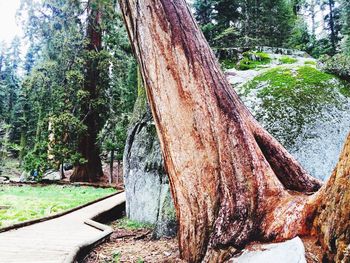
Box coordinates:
[229,237,307,263]
[234,65,350,180]
[123,104,177,238]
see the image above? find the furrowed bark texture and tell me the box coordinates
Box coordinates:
[119,0,350,262]
[312,133,350,262]
[71,2,103,182]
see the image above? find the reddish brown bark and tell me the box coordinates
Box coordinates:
[312,135,350,262]
[71,1,103,182]
[119,0,350,262]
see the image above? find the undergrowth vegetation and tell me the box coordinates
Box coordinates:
[320,54,350,81]
[113,217,154,230]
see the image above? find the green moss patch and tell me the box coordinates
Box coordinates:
[0,185,116,228]
[304,60,316,65]
[241,66,350,147]
[237,51,271,70]
[279,56,298,64]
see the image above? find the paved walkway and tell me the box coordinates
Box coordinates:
[0,192,125,263]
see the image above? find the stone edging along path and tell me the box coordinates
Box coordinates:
[0,192,126,263]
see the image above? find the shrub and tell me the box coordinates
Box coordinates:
[221,58,236,69]
[319,54,350,81]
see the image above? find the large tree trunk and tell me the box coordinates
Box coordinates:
[71,1,103,182]
[120,1,350,262]
[312,135,350,262]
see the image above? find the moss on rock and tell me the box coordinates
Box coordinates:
[239,66,350,179]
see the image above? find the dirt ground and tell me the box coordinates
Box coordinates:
[83,224,184,263]
[83,233,323,263]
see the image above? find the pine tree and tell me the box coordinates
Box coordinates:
[17,0,137,179]
[340,0,350,53]
[193,0,296,47]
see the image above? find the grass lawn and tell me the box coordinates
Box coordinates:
[0,185,117,228]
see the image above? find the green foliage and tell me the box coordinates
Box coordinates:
[193,0,350,57]
[287,18,313,51]
[0,38,22,151]
[279,56,298,64]
[49,113,86,165]
[193,0,295,48]
[115,217,154,230]
[319,54,350,81]
[341,0,350,54]
[0,185,116,228]
[221,59,236,69]
[9,0,138,174]
[287,18,336,58]
[98,17,138,161]
[0,122,11,175]
[236,51,271,70]
[112,251,121,262]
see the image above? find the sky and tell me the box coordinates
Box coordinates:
[0,0,22,44]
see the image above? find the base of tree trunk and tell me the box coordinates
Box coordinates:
[70,162,103,183]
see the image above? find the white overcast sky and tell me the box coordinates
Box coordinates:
[0,0,325,46]
[0,0,22,44]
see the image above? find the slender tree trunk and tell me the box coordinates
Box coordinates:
[60,162,65,179]
[47,119,55,161]
[328,0,337,54]
[19,130,26,166]
[110,149,114,184]
[71,1,103,182]
[120,0,350,262]
[116,160,120,185]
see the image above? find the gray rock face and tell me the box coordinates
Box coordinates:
[229,237,306,263]
[0,176,9,183]
[42,170,62,181]
[123,106,177,238]
[19,171,32,182]
[215,46,310,63]
[236,66,350,180]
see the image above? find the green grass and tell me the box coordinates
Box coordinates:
[114,217,153,230]
[0,185,116,228]
[279,56,298,64]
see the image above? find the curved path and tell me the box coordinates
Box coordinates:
[0,192,125,263]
